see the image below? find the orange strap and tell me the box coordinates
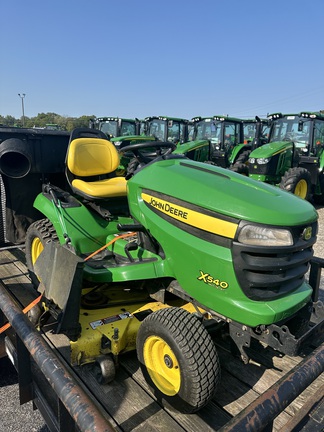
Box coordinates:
[0,232,135,334]
[84,232,136,261]
[0,294,42,334]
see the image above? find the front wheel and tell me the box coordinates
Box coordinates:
[136,307,221,413]
[230,162,249,176]
[25,218,59,288]
[279,167,312,200]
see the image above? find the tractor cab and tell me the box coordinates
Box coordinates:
[140,116,190,144]
[229,116,270,174]
[268,112,324,157]
[242,116,270,148]
[185,116,244,168]
[89,117,140,140]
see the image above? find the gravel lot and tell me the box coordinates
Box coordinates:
[0,204,323,431]
[314,204,324,257]
[0,357,49,432]
[312,203,324,296]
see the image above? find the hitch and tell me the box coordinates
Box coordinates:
[230,257,324,363]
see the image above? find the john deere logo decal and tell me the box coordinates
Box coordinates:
[302,226,312,241]
[148,197,189,220]
[142,192,238,239]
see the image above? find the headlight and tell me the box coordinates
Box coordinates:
[249,158,255,164]
[238,224,293,246]
[256,158,270,164]
[114,141,122,148]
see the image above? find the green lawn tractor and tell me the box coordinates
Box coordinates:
[248,112,324,202]
[25,127,324,414]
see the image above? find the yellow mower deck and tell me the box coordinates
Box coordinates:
[72,285,202,365]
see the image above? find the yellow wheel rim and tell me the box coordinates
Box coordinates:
[295,179,308,199]
[143,335,180,396]
[31,237,44,266]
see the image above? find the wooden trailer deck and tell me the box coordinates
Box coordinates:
[0,246,323,432]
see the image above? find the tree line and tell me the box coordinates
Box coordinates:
[0,112,95,131]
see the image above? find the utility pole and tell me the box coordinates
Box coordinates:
[18,93,26,127]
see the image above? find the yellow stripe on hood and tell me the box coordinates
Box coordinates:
[142,192,238,239]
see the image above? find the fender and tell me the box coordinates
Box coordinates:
[33,193,66,242]
[229,143,249,164]
[33,192,118,253]
[173,139,210,162]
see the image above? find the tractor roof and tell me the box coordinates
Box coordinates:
[191,115,243,123]
[268,112,324,121]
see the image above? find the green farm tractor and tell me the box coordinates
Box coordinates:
[230,116,270,174]
[177,116,269,173]
[25,127,323,414]
[115,116,192,176]
[248,112,324,202]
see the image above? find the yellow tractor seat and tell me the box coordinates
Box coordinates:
[66,137,127,199]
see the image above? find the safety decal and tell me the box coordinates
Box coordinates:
[90,312,133,329]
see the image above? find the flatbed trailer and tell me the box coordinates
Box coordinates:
[0,247,323,432]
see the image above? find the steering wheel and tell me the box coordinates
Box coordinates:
[282,133,295,141]
[119,141,177,164]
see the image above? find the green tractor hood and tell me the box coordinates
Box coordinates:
[173,139,210,154]
[172,140,210,163]
[249,140,294,159]
[128,158,317,227]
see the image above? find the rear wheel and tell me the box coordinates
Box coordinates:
[25,218,59,288]
[136,307,220,413]
[235,150,251,165]
[279,167,312,200]
[230,150,250,175]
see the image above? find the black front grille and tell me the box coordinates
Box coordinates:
[232,222,317,300]
[248,154,280,175]
[211,150,228,167]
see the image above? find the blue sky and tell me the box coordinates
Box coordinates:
[1,0,324,120]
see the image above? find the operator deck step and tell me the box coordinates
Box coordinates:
[0,247,323,432]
